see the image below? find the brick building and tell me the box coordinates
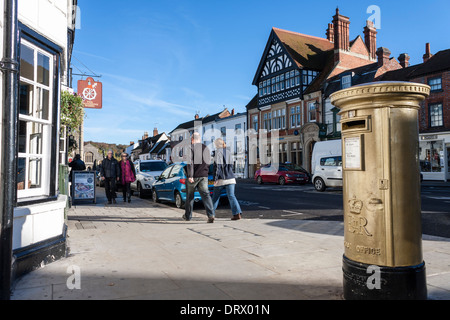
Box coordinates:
[381,45,450,181]
[248,9,401,175]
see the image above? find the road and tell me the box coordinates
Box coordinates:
[211,180,450,239]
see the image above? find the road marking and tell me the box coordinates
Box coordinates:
[258,206,271,210]
[281,210,305,217]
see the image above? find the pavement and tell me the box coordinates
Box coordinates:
[10,186,450,301]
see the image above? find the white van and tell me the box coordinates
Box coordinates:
[311,140,343,192]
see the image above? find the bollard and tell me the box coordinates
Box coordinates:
[330,82,430,300]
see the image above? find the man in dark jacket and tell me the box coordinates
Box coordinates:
[69,154,86,182]
[184,132,214,222]
[100,150,121,204]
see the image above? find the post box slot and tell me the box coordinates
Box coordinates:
[343,120,366,131]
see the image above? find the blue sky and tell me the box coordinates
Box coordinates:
[73,0,450,145]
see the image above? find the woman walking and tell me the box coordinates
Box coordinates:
[119,153,136,203]
[212,138,242,221]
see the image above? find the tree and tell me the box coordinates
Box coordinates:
[61,90,85,133]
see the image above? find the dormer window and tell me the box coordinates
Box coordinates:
[341,75,352,89]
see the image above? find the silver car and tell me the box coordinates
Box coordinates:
[131,160,168,198]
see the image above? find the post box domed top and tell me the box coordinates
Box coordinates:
[330,81,430,112]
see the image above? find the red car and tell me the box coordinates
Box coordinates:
[255,164,309,185]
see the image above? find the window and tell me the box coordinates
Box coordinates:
[252,115,258,131]
[18,40,55,198]
[428,77,442,92]
[320,156,342,166]
[302,70,319,91]
[341,75,352,89]
[290,106,301,128]
[272,109,286,130]
[263,112,272,131]
[308,102,317,122]
[85,152,94,164]
[429,103,443,127]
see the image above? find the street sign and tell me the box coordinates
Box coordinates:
[77,77,103,109]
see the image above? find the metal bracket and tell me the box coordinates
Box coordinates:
[0,58,19,73]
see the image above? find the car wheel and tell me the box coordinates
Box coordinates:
[175,192,185,209]
[278,176,286,185]
[152,189,160,203]
[314,177,326,192]
[257,176,263,184]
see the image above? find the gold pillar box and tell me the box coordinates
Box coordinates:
[331,82,430,300]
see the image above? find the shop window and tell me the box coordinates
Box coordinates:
[420,140,444,172]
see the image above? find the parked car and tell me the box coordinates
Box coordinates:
[312,156,343,192]
[311,140,343,192]
[254,164,309,185]
[131,160,168,198]
[152,163,227,209]
[281,163,311,183]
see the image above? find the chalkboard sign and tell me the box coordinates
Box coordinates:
[72,171,96,204]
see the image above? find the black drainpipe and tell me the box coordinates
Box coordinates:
[0,0,19,300]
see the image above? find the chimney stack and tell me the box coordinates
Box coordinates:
[398,53,410,68]
[333,8,350,64]
[423,43,433,63]
[377,47,391,67]
[153,127,159,137]
[194,114,200,120]
[326,23,334,43]
[364,20,377,60]
[333,8,350,51]
[130,141,134,146]
[143,132,149,140]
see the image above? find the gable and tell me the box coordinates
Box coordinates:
[253,31,295,85]
[349,36,370,56]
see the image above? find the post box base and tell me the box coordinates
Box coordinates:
[343,255,427,300]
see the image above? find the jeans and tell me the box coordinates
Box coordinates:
[212,183,242,216]
[185,177,214,220]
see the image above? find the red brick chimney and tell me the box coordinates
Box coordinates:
[398,53,410,68]
[333,8,350,64]
[377,47,391,67]
[333,8,350,51]
[326,23,334,43]
[423,43,433,63]
[363,20,377,60]
[153,127,158,137]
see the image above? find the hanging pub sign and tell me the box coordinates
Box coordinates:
[77,77,103,109]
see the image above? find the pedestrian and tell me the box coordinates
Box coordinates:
[100,150,120,204]
[212,138,243,221]
[119,152,136,203]
[69,154,86,182]
[184,132,215,223]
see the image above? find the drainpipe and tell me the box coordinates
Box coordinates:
[0,0,19,300]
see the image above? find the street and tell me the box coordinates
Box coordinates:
[145,180,450,239]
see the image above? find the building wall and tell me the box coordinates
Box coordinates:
[413,70,450,181]
[8,0,76,278]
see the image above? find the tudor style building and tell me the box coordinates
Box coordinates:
[249,9,394,176]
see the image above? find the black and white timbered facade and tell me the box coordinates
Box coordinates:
[253,31,322,109]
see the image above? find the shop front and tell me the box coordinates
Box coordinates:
[419,133,450,181]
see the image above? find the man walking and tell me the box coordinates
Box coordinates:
[184,132,215,223]
[100,150,120,204]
